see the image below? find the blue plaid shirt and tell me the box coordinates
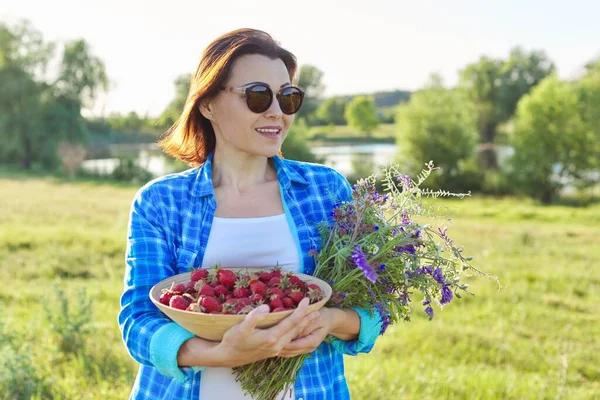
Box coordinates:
[118,153,383,400]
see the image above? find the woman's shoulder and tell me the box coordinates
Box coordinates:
[133,167,200,204]
[278,158,348,186]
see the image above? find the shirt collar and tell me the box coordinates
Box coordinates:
[191,152,308,197]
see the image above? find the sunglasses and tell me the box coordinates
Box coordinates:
[221,83,305,115]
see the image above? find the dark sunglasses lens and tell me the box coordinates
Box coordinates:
[246,85,272,113]
[279,87,303,114]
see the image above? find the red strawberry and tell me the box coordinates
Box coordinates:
[258,271,272,283]
[197,285,215,297]
[250,293,264,304]
[268,277,281,287]
[268,287,284,299]
[237,297,253,307]
[213,284,229,297]
[171,283,186,294]
[282,297,294,309]
[308,284,321,291]
[288,275,304,288]
[288,289,304,305]
[169,295,190,310]
[272,307,287,312]
[269,298,284,311]
[217,269,236,288]
[190,268,209,282]
[249,280,266,297]
[159,291,174,305]
[308,285,323,303]
[233,287,250,298]
[199,296,222,313]
[271,267,282,278]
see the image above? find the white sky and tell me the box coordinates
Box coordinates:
[2,0,599,117]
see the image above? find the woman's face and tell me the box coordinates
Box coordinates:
[205,54,295,159]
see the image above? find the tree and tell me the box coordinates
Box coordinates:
[280,118,319,163]
[158,73,191,129]
[54,39,108,107]
[344,96,379,135]
[0,21,108,170]
[316,97,347,125]
[508,75,597,203]
[295,64,325,124]
[396,78,480,192]
[460,48,555,169]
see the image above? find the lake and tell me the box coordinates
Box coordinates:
[81,143,398,178]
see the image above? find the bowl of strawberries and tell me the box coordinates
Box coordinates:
[149,266,332,341]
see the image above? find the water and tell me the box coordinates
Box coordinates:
[80,143,398,178]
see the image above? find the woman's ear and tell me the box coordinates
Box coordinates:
[199,101,214,121]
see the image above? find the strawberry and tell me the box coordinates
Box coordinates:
[233,287,250,298]
[271,267,282,278]
[282,297,294,309]
[268,277,281,287]
[213,284,229,297]
[308,285,323,303]
[217,269,236,289]
[288,275,304,288]
[250,293,264,304]
[199,296,222,313]
[190,268,209,282]
[269,297,284,311]
[237,297,253,307]
[159,291,174,305]
[288,289,304,305]
[171,283,186,294]
[268,287,284,299]
[249,280,266,297]
[258,271,272,283]
[197,285,215,297]
[169,295,190,310]
[272,307,287,312]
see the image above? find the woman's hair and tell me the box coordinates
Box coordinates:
[157,28,298,166]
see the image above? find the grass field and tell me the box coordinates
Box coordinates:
[308,123,396,142]
[1,176,599,399]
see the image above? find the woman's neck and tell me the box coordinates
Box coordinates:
[211,149,277,192]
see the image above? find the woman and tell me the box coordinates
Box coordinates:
[118,28,383,400]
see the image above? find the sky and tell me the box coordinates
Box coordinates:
[2,0,599,117]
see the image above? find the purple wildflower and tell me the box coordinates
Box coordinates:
[422,300,434,318]
[375,304,392,335]
[420,266,433,275]
[397,244,416,254]
[379,264,386,271]
[308,247,319,257]
[351,245,379,283]
[398,174,412,188]
[441,285,453,305]
[432,268,445,285]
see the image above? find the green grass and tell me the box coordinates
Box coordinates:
[1,177,599,399]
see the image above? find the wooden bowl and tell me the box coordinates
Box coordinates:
[149,267,332,342]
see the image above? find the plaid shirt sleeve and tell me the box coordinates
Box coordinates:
[118,183,197,382]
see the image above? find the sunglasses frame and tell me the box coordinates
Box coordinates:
[220,83,305,115]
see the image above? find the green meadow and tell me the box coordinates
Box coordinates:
[1,177,599,399]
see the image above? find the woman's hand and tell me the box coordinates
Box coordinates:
[277,307,361,358]
[276,308,334,358]
[215,298,319,367]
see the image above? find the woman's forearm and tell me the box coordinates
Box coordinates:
[328,308,360,341]
[177,337,225,368]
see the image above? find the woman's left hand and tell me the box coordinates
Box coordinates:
[276,308,333,358]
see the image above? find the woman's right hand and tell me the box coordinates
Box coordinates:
[215,297,318,368]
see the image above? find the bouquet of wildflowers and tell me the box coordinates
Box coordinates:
[234,161,493,400]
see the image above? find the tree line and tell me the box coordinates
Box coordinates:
[1,20,598,203]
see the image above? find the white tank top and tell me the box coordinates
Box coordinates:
[199,213,300,400]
